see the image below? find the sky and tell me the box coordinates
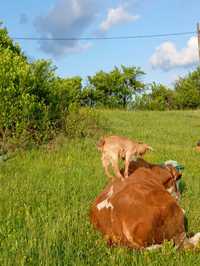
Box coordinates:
[1,0,200,86]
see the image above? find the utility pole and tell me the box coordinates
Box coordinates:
[197,22,200,62]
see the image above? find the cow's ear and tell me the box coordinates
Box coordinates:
[167,166,182,181]
[171,167,182,181]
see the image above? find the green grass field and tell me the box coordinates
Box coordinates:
[1,110,200,265]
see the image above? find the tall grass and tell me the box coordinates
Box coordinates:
[1,110,200,265]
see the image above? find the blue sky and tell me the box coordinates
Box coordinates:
[1,0,200,86]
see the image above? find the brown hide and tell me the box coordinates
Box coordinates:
[90,159,185,249]
[126,159,182,198]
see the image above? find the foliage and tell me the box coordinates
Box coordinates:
[133,83,176,110]
[84,65,145,108]
[134,67,200,111]
[0,22,24,57]
[174,67,200,109]
[0,24,104,151]
[64,105,107,138]
[0,35,56,147]
[53,76,82,119]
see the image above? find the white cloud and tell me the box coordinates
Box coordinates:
[150,36,198,71]
[34,0,99,57]
[100,6,139,32]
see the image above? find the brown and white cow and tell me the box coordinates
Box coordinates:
[90,159,200,250]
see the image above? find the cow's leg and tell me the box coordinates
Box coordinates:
[174,232,189,249]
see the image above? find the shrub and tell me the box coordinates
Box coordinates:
[0,25,103,152]
[174,68,200,109]
[133,83,176,111]
[64,104,107,138]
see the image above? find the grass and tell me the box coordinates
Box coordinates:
[0,110,200,265]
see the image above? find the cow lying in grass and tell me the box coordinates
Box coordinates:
[97,135,153,180]
[90,159,200,250]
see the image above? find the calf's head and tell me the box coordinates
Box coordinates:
[136,144,153,157]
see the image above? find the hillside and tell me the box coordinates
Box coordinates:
[1,110,200,265]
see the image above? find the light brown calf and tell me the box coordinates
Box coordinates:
[90,159,200,250]
[97,135,153,180]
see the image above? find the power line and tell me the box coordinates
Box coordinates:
[12,31,195,41]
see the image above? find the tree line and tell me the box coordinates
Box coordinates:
[1,23,200,149]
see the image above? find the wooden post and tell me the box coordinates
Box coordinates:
[197,23,200,62]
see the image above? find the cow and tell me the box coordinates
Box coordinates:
[90,159,200,250]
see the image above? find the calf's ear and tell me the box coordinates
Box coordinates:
[147,146,154,151]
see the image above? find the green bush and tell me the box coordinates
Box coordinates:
[64,104,107,138]
[174,67,200,109]
[133,83,176,110]
[0,24,104,152]
[0,42,56,148]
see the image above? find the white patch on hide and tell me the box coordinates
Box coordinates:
[96,186,114,211]
[96,199,114,210]
[145,244,162,251]
[166,186,174,194]
[166,184,179,200]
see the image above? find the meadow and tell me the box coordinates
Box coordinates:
[1,110,200,265]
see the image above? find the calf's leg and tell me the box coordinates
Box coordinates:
[101,154,114,180]
[124,152,134,178]
[111,158,124,180]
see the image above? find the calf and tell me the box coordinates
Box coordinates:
[90,160,200,250]
[97,135,153,180]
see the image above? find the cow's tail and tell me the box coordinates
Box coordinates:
[97,137,105,151]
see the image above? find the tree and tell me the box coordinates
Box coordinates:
[174,67,200,109]
[133,83,175,110]
[53,76,82,114]
[118,65,145,108]
[0,22,25,57]
[86,65,145,108]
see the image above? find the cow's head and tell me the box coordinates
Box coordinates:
[163,165,182,201]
